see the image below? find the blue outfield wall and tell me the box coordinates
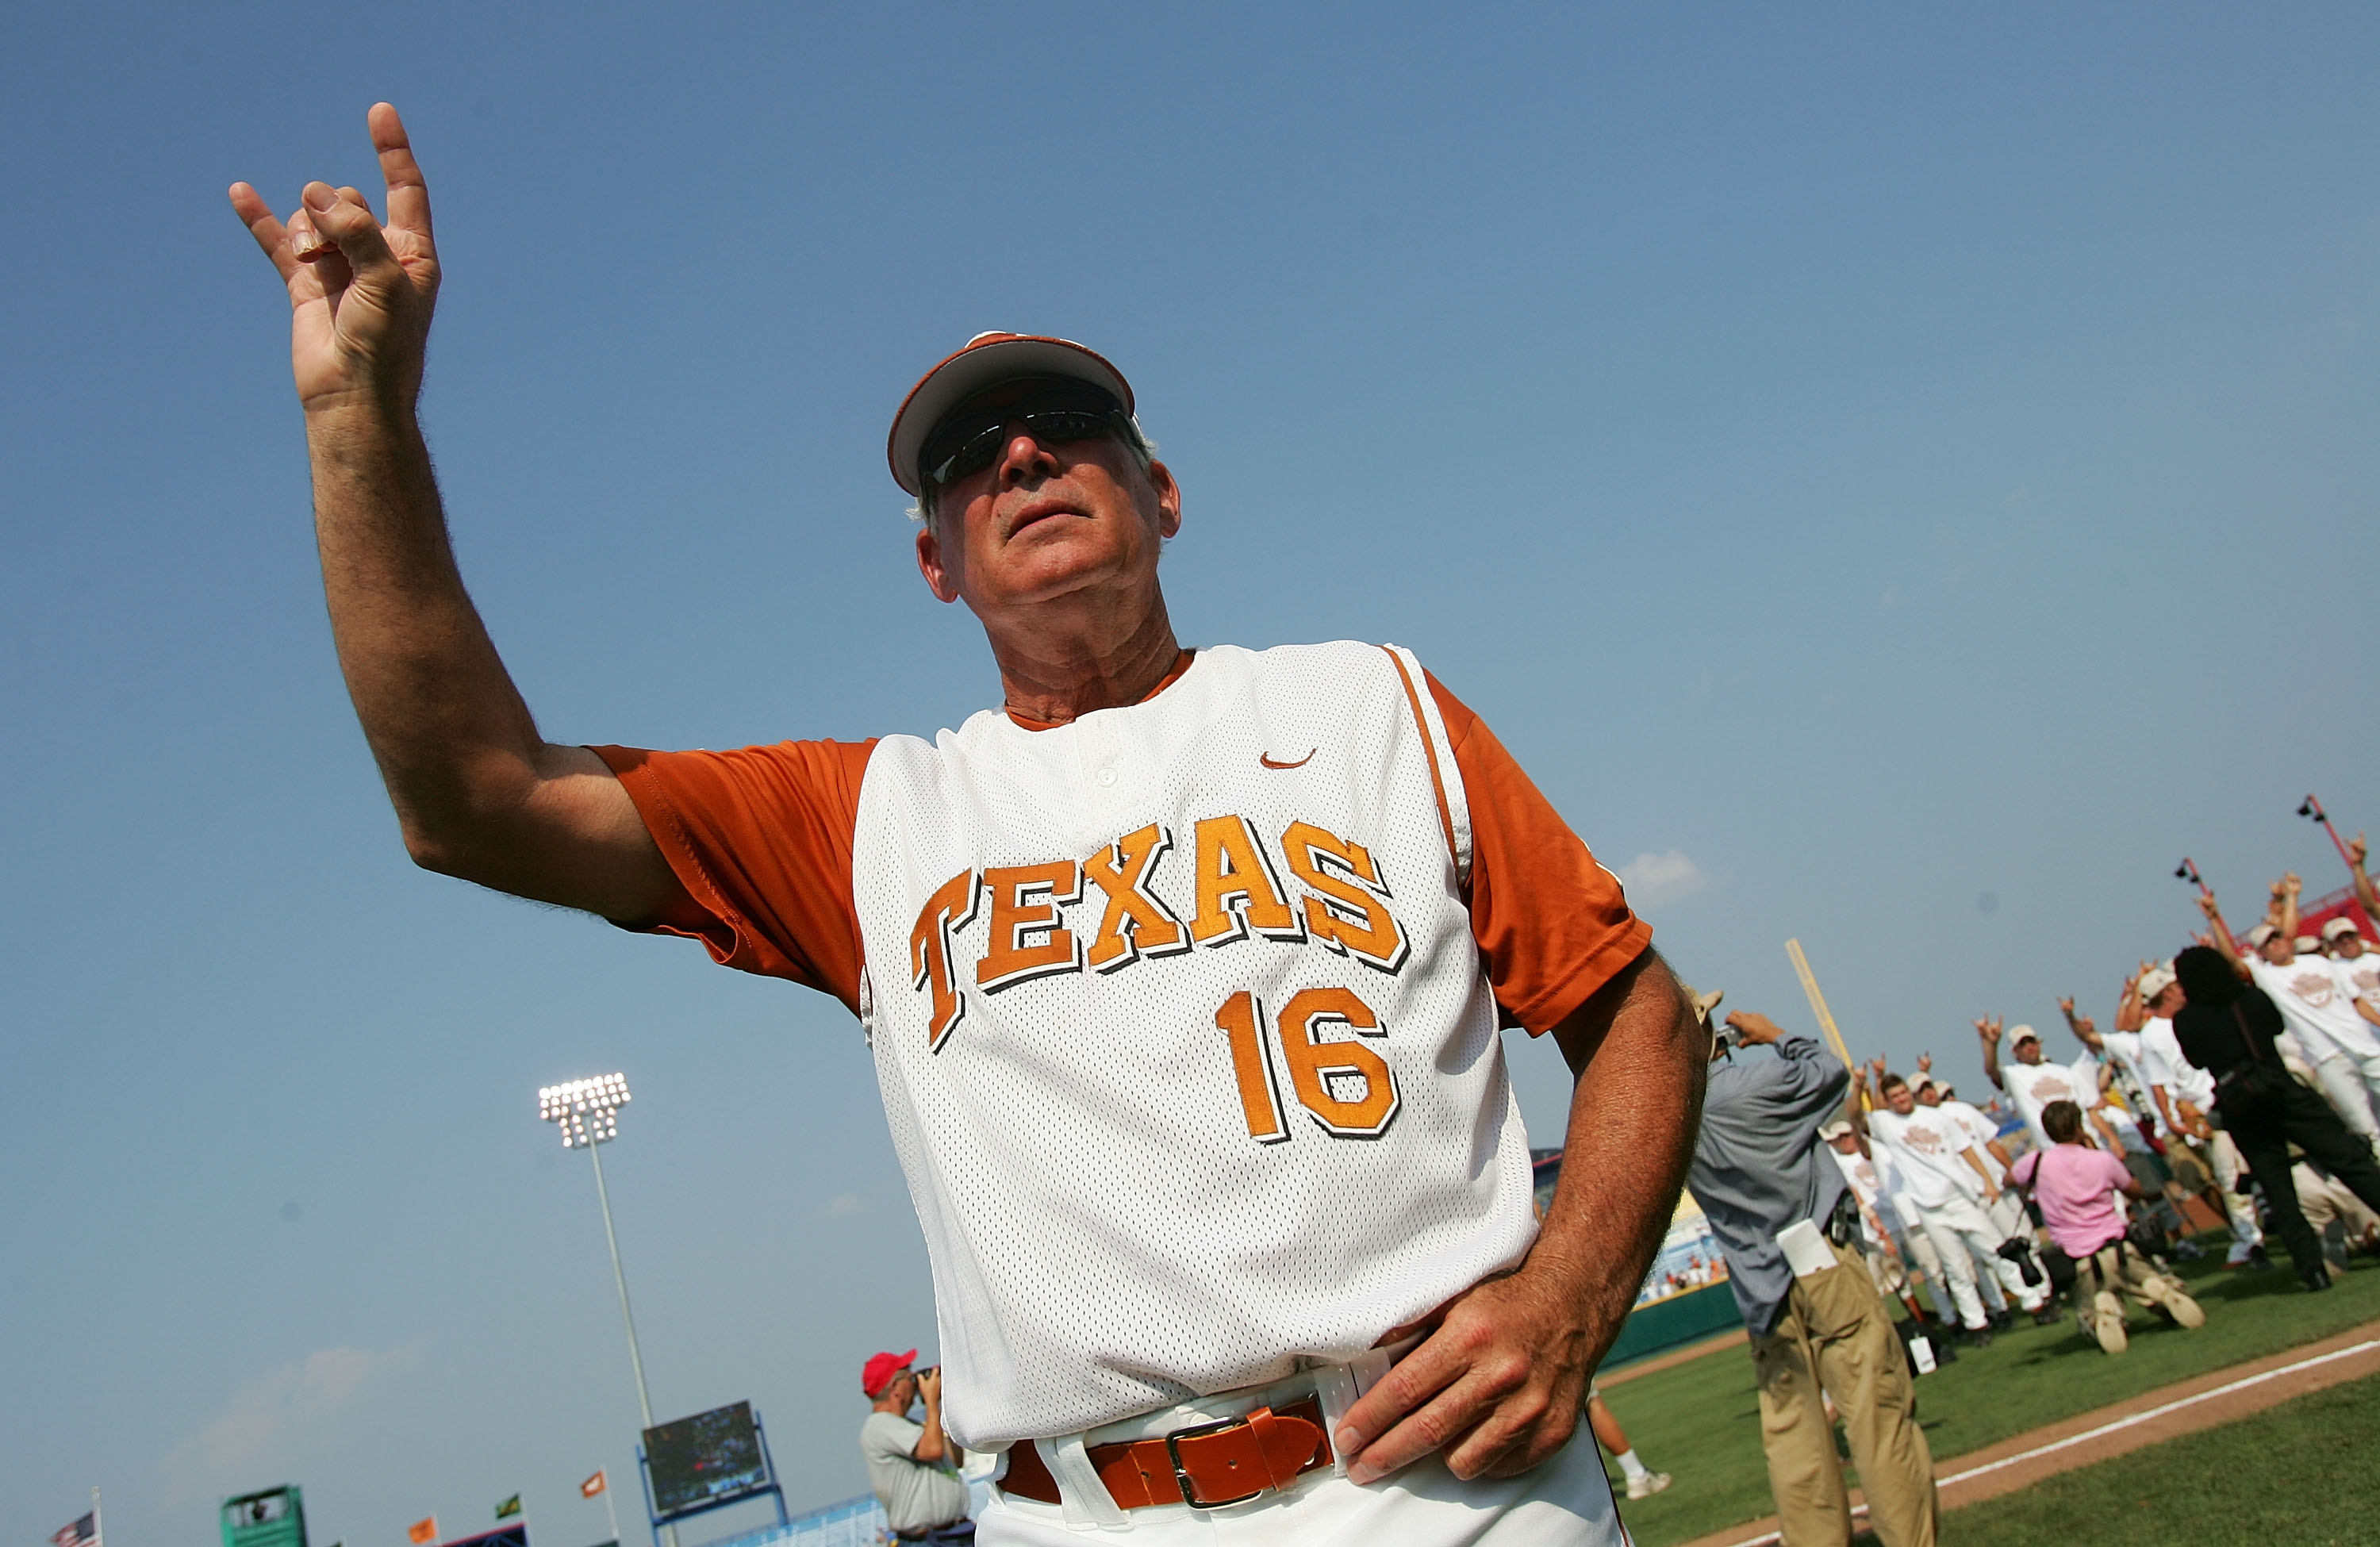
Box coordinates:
[1599,1280,1744,1370]
[700,1495,883,1547]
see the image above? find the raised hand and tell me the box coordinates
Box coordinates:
[229,103,440,413]
[1722,1010,1786,1046]
[1916,1051,1933,1075]
[1974,1015,2002,1046]
[2196,892,2220,919]
[2284,872,2303,897]
[2354,832,2369,868]
[2058,995,2077,1019]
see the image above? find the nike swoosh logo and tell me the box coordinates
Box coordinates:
[1260,749,1316,770]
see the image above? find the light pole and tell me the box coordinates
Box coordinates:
[539,1073,676,1547]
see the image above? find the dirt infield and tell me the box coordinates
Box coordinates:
[1670,1317,2380,1547]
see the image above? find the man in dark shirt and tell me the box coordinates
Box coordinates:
[2171,946,2380,1292]
[1689,1011,1937,1547]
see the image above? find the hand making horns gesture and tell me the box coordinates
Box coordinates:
[1973,1014,2002,1046]
[228,103,440,412]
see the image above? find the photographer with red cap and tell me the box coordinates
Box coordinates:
[862,1349,973,1544]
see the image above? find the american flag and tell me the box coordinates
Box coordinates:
[52,1515,98,1547]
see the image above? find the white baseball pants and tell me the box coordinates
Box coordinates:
[1911,1196,2022,1329]
[2309,1050,2380,1148]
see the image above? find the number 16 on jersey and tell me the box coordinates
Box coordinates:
[1215,986,1400,1142]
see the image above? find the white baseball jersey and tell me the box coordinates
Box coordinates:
[2249,954,2380,1060]
[851,643,1536,1448]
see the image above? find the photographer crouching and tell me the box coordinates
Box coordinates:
[1687,1009,1938,1547]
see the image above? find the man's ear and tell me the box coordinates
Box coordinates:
[1148,459,1182,540]
[916,518,962,604]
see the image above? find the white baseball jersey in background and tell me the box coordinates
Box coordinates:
[853,643,1534,1449]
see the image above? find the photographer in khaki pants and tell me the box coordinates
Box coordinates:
[1688,1010,1937,1547]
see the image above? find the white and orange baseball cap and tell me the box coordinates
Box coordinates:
[2138,962,2178,1000]
[2324,916,2362,941]
[887,332,1138,496]
[2244,923,2279,950]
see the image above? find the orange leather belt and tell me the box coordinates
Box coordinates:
[999,1396,1333,1511]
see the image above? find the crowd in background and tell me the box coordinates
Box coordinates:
[1833,833,2380,1354]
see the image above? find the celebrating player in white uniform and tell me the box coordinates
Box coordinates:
[2201,881,2380,1146]
[1860,1071,2012,1342]
[2123,962,2266,1265]
[230,109,1706,1547]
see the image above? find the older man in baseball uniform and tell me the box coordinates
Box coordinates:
[230,109,1705,1547]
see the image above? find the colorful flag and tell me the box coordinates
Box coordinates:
[52,1516,98,1547]
[579,1472,606,1499]
[408,1519,439,1545]
[494,1498,521,1522]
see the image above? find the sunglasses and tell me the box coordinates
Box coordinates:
[922,400,1127,489]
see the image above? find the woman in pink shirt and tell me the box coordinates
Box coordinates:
[2008,1100,2206,1353]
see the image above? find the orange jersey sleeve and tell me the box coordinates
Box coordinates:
[589,739,874,1012]
[1426,673,1653,1034]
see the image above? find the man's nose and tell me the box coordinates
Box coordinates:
[996,427,1060,486]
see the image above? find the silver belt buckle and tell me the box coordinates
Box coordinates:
[1163,1414,1267,1509]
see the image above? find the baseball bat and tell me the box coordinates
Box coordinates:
[1785,939,1867,1110]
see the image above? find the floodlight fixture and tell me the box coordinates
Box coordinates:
[536,1069,668,1547]
[2294,793,2359,870]
[540,1073,631,1148]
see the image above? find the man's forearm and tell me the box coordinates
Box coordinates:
[307,404,550,868]
[1537,952,1708,1361]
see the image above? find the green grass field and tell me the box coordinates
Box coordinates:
[1596,1252,2380,1547]
[1945,1372,2380,1545]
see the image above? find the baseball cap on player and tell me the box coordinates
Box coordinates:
[2294,935,2321,955]
[2006,1023,2040,1047]
[861,1349,918,1398]
[2245,923,2279,950]
[2324,917,2361,941]
[887,332,1138,496]
[2138,962,2178,1000]
[1818,1119,1854,1142]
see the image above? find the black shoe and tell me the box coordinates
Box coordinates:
[2324,1221,2352,1276]
[2304,1273,2335,1293]
[2248,1245,2274,1272]
[1988,1309,2013,1331]
[2032,1307,2061,1326]
[1962,1326,1994,1349]
[2171,1238,2207,1261]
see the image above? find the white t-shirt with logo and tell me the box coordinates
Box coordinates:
[2248,954,2380,1061]
[1929,1098,2006,1183]
[2001,1054,2100,1151]
[2334,946,2380,1010]
[1868,1107,1987,1211]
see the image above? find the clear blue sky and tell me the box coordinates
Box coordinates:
[4,5,2376,1545]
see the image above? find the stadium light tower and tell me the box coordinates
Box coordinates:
[540,1073,670,1545]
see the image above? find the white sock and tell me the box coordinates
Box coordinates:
[1614,1449,1649,1482]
